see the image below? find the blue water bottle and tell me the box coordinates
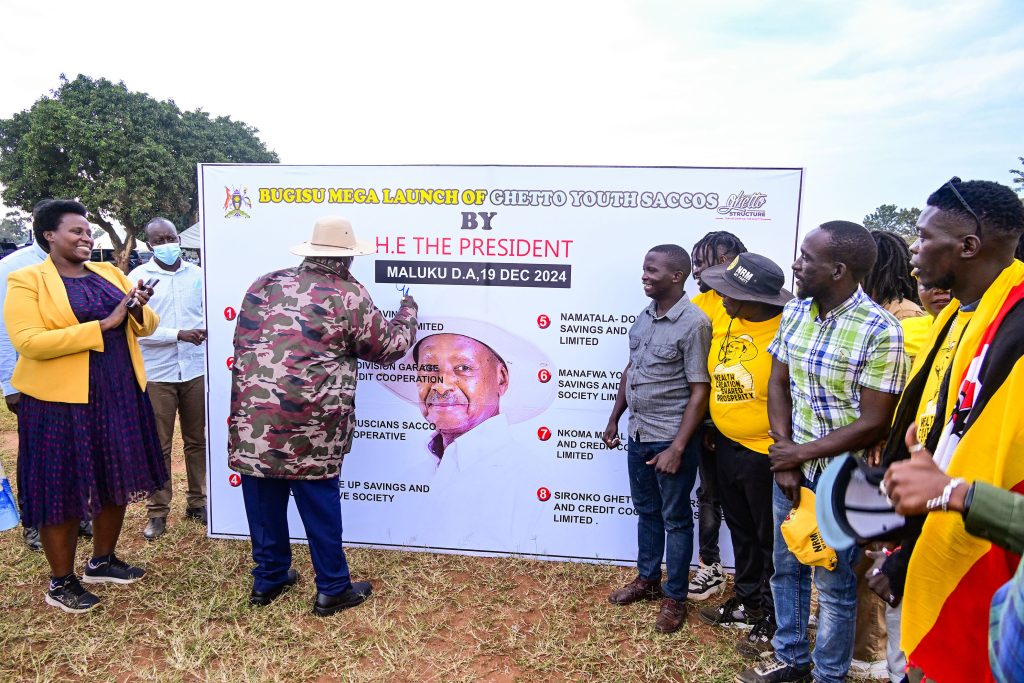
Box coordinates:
[0,461,19,531]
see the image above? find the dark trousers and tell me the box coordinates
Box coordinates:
[697,426,722,565]
[240,475,351,596]
[715,432,774,616]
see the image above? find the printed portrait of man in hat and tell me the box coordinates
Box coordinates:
[378,317,555,552]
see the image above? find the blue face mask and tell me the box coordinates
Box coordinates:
[152,243,181,266]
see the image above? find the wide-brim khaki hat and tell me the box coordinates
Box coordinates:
[289,216,377,257]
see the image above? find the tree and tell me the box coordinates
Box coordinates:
[863,204,921,244]
[1012,157,1023,195]
[0,210,30,245]
[0,75,279,270]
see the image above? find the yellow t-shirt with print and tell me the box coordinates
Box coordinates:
[915,309,973,444]
[707,313,783,454]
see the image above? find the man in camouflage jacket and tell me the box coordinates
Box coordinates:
[228,216,417,616]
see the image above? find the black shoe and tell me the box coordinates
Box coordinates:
[699,596,760,629]
[23,526,42,552]
[143,517,166,541]
[313,581,373,616]
[735,654,812,683]
[736,614,777,660]
[250,569,300,606]
[78,520,93,538]
[45,575,100,614]
[82,553,146,585]
[185,506,207,526]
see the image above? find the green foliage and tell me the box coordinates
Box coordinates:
[0,210,30,245]
[1012,156,1023,194]
[0,74,278,266]
[863,204,921,244]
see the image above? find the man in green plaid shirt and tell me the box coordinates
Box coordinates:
[737,221,907,683]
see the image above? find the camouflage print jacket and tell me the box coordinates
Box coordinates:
[228,258,417,480]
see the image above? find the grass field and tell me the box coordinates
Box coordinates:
[0,406,753,682]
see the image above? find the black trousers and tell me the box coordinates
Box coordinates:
[696,425,722,565]
[715,432,775,616]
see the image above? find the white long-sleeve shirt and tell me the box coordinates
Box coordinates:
[128,259,206,383]
[0,243,47,396]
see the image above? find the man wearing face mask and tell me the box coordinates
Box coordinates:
[128,217,207,540]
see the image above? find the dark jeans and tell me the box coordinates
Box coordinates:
[696,425,722,565]
[241,475,352,596]
[627,436,701,601]
[715,433,774,615]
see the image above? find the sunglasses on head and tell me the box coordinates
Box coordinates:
[943,176,982,236]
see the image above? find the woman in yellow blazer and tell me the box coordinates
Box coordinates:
[5,200,168,614]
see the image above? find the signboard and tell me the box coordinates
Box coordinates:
[202,164,803,565]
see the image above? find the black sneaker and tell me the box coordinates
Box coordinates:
[735,654,812,683]
[736,614,777,659]
[699,596,760,629]
[82,554,145,585]
[45,575,100,614]
[78,520,94,538]
[688,561,727,600]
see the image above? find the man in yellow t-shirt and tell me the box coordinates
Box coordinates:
[694,252,792,660]
[899,282,952,362]
[689,231,747,600]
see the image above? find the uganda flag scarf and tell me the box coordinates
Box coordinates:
[901,259,1024,681]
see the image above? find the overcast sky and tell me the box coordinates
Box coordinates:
[2,0,1022,235]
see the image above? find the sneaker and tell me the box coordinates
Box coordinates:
[78,520,93,538]
[807,612,817,632]
[45,575,100,614]
[848,659,889,680]
[82,554,145,585]
[699,596,759,629]
[736,614,777,659]
[688,562,726,600]
[735,654,812,683]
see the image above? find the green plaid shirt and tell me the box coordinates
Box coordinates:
[767,288,907,478]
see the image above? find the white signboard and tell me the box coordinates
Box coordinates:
[201,164,803,566]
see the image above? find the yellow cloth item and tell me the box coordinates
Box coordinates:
[899,314,934,361]
[4,257,159,403]
[707,312,782,453]
[912,310,973,444]
[780,487,837,570]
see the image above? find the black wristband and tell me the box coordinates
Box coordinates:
[960,482,976,520]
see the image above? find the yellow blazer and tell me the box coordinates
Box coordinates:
[4,257,160,403]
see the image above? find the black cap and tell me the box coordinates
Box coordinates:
[701,252,792,307]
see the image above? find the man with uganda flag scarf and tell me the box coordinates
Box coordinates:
[870,178,1024,683]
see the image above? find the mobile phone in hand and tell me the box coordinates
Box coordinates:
[126,277,159,309]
